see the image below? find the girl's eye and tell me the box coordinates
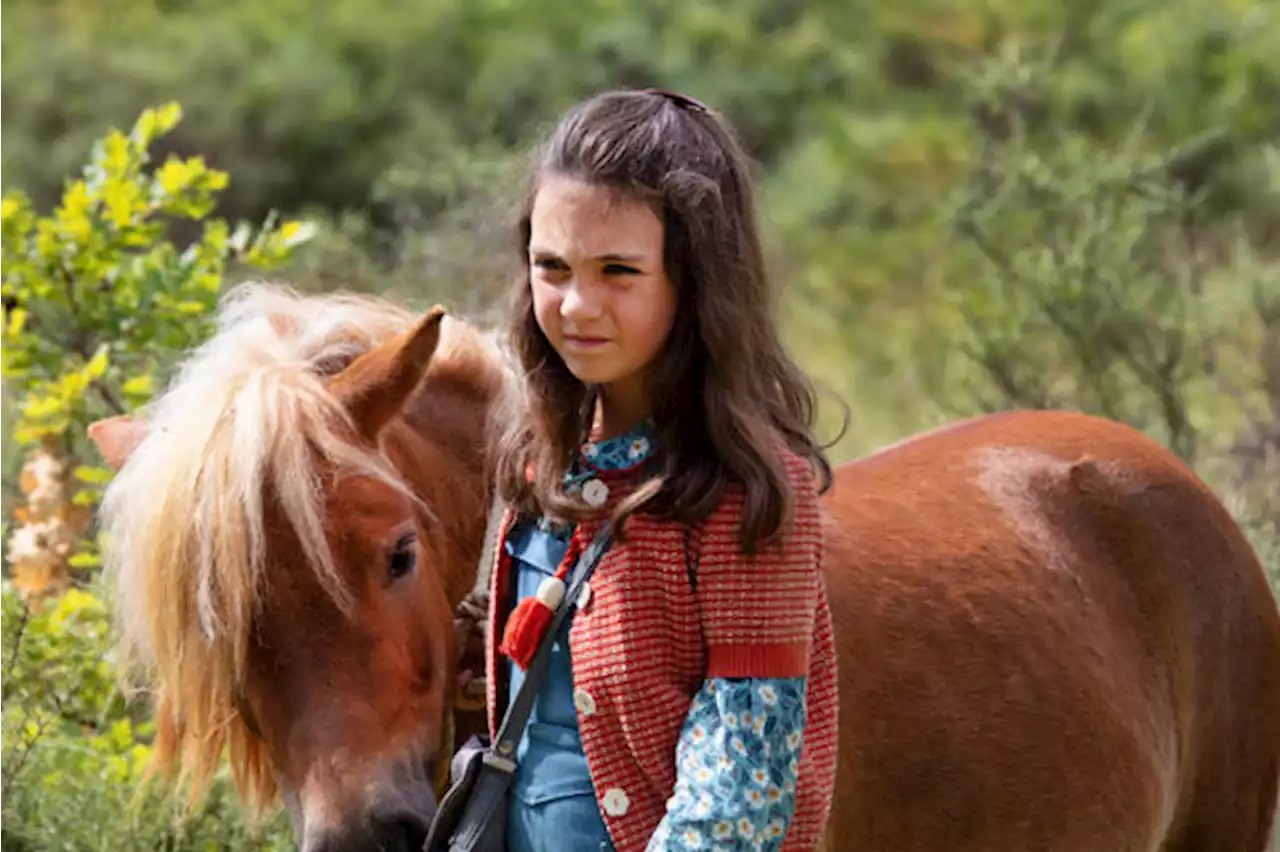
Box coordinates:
[533,258,568,273]
[603,264,640,276]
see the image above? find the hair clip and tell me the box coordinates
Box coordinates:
[644,88,709,114]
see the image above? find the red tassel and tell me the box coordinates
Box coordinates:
[500,575,564,670]
[501,528,587,670]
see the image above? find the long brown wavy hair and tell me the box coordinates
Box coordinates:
[494,89,839,553]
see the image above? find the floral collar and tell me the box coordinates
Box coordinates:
[533,422,656,535]
[579,420,655,474]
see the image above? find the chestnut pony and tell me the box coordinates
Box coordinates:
[92,284,1280,852]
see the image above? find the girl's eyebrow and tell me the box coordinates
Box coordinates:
[529,246,647,264]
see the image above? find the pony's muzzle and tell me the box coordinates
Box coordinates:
[302,804,434,852]
[297,758,440,852]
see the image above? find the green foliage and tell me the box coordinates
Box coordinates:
[1,104,311,850]
[919,51,1280,598]
[1,583,293,850]
[942,119,1220,459]
[2,6,1275,453]
[1,102,313,451]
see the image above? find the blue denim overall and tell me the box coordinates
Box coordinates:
[504,521,614,852]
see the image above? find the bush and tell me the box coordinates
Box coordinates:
[1,584,294,851]
[1,103,308,848]
[927,51,1280,593]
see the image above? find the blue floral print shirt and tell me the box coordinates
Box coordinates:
[646,679,807,852]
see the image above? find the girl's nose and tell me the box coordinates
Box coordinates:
[560,277,603,321]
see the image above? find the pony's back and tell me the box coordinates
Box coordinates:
[819,409,1280,851]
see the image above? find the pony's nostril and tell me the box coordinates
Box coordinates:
[301,830,372,852]
[301,807,433,852]
[373,809,431,852]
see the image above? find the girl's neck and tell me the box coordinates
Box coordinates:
[593,380,651,440]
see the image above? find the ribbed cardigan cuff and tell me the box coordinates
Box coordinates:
[705,641,810,679]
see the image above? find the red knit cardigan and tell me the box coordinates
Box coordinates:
[484,449,839,851]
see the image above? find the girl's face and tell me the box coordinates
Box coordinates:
[529,175,677,425]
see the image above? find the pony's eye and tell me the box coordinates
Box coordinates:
[388,534,417,582]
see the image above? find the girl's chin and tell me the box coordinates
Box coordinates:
[558,356,619,385]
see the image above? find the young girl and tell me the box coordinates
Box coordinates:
[486,89,838,852]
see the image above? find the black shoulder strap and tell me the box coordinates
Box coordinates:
[491,521,613,761]
[683,524,701,591]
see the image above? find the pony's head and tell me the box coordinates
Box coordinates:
[91,284,507,852]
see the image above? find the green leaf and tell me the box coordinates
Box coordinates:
[121,374,153,398]
[83,346,110,380]
[66,551,102,570]
[71,490,99,507]
[0,195,21,224]
[4,306,27,335]
[73,465,114,485]
[278,220,317,249]
[130,102,183,150]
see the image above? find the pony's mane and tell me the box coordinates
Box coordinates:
[98,281,506,809]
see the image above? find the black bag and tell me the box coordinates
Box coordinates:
[423,521,613,852]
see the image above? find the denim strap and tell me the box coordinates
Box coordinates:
[492,521,613,762]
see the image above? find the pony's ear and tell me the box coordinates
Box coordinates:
[329,305,447,442]
[88,415,151,471]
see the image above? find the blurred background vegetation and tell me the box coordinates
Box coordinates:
[2,0,1277,847]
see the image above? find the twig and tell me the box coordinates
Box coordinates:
[95,382,126,415]
[3,603,30,693]
[1,714,48,802]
